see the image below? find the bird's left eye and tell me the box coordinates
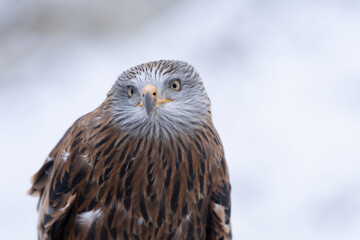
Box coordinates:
[128,87,134,98]
[169,79,181,91]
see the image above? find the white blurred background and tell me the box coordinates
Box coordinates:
[1,0,360,239]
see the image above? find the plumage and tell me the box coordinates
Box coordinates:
[29,60,231,239]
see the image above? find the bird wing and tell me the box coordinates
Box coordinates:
[206,128,232,239]
[28,114,93,239]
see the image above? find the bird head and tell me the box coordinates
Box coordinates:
[111,60,211,139]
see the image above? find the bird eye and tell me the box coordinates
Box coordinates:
[169,79,181,91]
[128,87,134,98]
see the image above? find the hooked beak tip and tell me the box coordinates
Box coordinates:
[144,92,156,116]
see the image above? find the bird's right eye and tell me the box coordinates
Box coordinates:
[128,87,134,98]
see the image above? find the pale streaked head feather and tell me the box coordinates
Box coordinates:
[111,60,211,139]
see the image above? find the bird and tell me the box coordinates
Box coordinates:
[28,60,231,240]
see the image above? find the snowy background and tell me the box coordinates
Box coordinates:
[1,0,360,239]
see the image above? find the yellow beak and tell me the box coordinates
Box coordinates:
[138,84,173,115]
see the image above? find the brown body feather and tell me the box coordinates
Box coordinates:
[29,63,231,240]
